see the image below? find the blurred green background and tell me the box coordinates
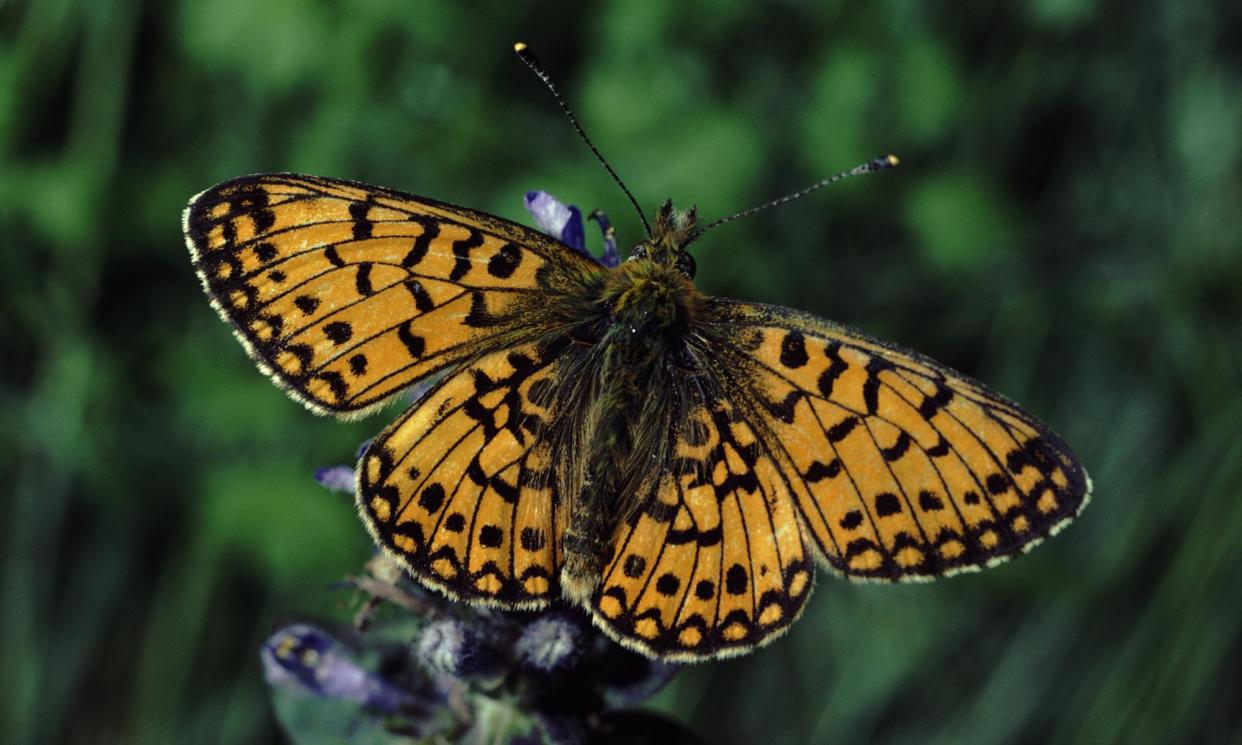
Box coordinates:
[3,0,1241,743]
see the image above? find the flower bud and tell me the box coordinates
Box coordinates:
[313,465,354,493]
[516,614,582,672]
[415,618,501,680]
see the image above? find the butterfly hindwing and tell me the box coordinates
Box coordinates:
[357,334,596,609]
[184,173,599,416]
[708,299,1091,581]
[591,376,814,661]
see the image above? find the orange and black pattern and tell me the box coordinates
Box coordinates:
[591,377,814,660]
[187,173,1090,662]
[706,299,1089,581]
[184,174,597,416]
[357,334,595,609]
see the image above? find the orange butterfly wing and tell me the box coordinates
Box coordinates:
[590,295,1089,660]
[709,299,1091,581]
[184,173,599,416]
[357,334,598,608]
[186,173,1090,660]
[590,375,814,660]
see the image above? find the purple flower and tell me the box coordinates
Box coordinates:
[260,624,414,713]
[525,191,620,267]
[314,440,369,493]
[525,190,585,251]
[313,465,354,493]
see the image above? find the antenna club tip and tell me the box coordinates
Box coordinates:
[885,154,900,167]
[513,41,527,53]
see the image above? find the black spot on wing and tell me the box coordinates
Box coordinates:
[779,331,809,368]
[874,492,902,517]
[402,220,439,267]
[478,524,503,548]
[805,458,842,483]
[349,201,372,240]
[314,371,347,402]
[324,321,352,344]
[449,231,484,281]
[464,291,500,328]
[254,241,277,262]
[655,573,681,597]
[294,295,319,314]
[398,322,425,358]
[487,243,522,279]
[324,245,345,268]
[764,390,800,425]
[491,475,519,504]
[826,416,859,443]
[863,357,894,415]
[403,279,435,313]
[252,209,276,235]
[881,432,911,462]
[918,490,945,511]
[355,263,374,295]
[725,564,748,595]
[925,435,950,457]
[818,341,848,398]
[666,524,722,547]
[519,528,546,551]
[919,384,954,419]
[418,483,446,513]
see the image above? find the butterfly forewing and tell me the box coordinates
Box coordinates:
[591,377,813,661]
[708,299,1091,581]
[184,174,598,416]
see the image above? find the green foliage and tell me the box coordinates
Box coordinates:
[2,0,1240,743]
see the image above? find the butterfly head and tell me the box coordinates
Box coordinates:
[604,200,704,336]
[627,200,697,280]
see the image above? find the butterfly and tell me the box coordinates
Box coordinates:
[184,49,1089,663]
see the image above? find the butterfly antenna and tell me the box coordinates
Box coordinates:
[688,154,900,244]
[514,42,652,237]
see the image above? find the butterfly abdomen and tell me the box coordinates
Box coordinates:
[561,260,705,602]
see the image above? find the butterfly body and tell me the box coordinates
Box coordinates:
[187,173,1089,661]
[547,206,708,601]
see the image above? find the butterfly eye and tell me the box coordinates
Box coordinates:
[675,251,696,279]
[627,244,648,261]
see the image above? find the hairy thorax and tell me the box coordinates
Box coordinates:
[600,258,701,342]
